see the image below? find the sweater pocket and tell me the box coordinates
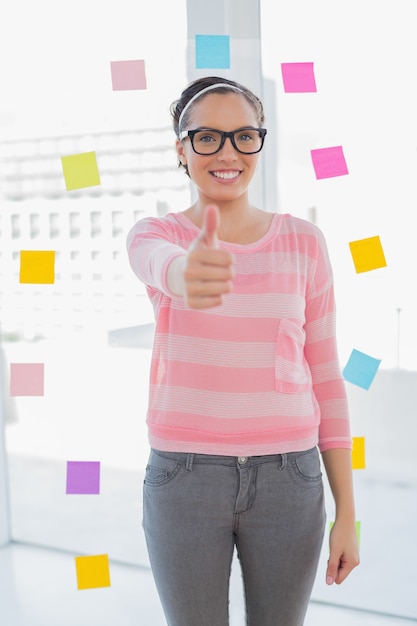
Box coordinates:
[275,319,312,393]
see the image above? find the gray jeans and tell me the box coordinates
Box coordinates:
[143,447,326,626]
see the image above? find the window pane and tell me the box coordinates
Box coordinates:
[261,0,417,619]
[1,0,189,571]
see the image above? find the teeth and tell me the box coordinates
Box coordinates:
[212,171,240,180]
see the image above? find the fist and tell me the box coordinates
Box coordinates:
[184,205,235,309]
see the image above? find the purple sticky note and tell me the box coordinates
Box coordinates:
[281,62,317,93]
[311,146,349,179]
[110,60,147,91]
[66,461,101,495]
[10,363,44,396]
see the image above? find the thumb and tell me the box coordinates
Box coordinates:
[326,557,339,586]
[201,204,220,249]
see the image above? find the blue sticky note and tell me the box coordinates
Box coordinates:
[342,349,381,390]
[195,35,230,69]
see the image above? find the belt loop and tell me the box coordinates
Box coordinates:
[185,453,194,472]
[279,453,287,470]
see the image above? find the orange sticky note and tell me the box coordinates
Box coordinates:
[75,554,111,590]
[61,151,101,191]
[20,251,55,284]
[349,236,387,273]
[352,437,366,469]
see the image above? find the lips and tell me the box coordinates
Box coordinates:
[211,170,241,180]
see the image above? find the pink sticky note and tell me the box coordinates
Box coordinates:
[10,363,44,396]
[281,62,317,93]
[110,60,147,91]
[311,146,349,179]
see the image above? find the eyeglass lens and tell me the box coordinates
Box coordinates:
[192,129,263,154]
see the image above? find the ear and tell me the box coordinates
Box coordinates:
[176,138,187,165]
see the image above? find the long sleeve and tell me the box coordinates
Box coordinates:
[304,230,351,452]
[126,216,187,298]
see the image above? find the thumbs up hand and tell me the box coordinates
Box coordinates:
[175,205,235,309]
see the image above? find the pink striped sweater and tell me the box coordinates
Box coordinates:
[127,211,351,456]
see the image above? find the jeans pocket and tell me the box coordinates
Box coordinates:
[275,319,312,392]
[144,450,181,487]
[288,448,323,487]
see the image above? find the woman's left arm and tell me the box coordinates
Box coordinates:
[321,447,360,585]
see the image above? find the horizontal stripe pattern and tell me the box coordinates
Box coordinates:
[127,211,352,455]
[153,334,275,368]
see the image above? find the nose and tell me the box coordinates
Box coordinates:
[217,136,239,160]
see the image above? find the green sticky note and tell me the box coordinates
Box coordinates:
[75,554,111,590]
[20,250,55,284]
[61,151,101,191]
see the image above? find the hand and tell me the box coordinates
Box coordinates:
[184,205,235,309]
[326,518,360,585]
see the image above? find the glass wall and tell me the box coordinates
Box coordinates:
[1,0,417,622]
[260,0,417,620]
[0,0,189,567]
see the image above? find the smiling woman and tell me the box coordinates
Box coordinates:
[127,75,359,625]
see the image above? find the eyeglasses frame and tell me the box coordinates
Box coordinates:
[179,126,267,155]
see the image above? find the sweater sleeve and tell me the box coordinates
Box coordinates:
[126,217,187,297]
[304,229,352,452]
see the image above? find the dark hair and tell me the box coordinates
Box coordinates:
[170,76,265,175]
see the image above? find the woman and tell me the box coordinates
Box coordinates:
[127,76,359,626]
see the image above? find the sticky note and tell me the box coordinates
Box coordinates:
[195,35,230,69]
[281,62,317,92]
[75,554,111,590]
[311,146,349,179]
[352,437,366,469]
[20,250,55,284]
[66,461,100,494]
[61,152,101,191]
[348,236,387,273]
[10,363,44,396]
[343,349,381,389]
[110,59,147,91]
[330,520,361,548]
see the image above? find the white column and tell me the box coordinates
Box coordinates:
[185,0,278,211]
[0,347,11,547]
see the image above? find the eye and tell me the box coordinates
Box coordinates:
[194,131,220,143]
[237,131,257,142]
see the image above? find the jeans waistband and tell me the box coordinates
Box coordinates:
[151,447,316,471]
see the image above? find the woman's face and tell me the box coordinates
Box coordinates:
[176,92,262,207]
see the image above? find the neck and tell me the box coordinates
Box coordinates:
[185,198,272,245]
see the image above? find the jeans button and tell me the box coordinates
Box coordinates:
[238,456,248,464]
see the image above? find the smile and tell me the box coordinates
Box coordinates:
[211,170,241,180]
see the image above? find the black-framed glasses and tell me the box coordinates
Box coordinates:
[179,126,267,155]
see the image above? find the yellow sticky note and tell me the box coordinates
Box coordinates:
[349,236,387,273]
[75,554,111,590]
[61,151,101,191]
[352,436,366,469]
[20,251,55,284]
